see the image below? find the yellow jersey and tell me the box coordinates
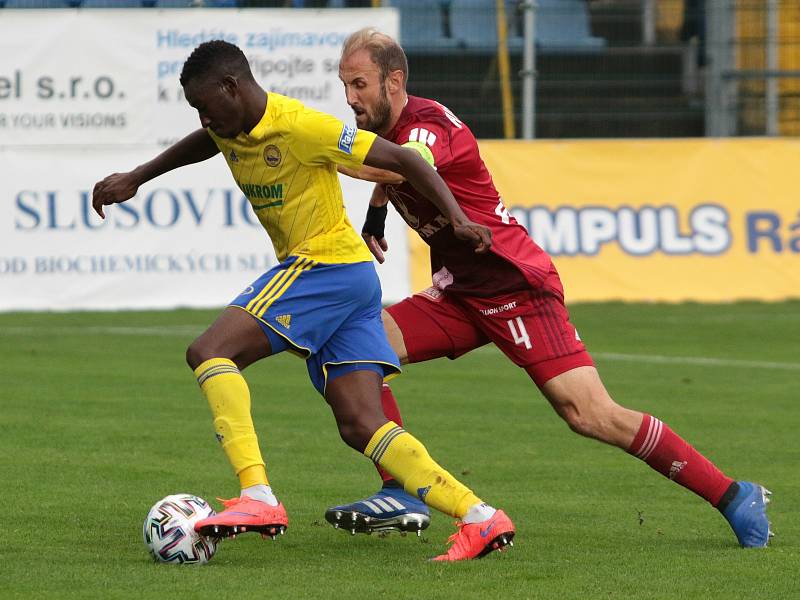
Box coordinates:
[208,93,376,264]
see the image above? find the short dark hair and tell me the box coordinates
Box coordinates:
[180,40,253,87]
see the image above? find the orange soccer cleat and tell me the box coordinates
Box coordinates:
[194,496,288,540]
[431,509,515,561]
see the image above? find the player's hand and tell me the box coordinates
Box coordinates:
[92,172,140,219]
[453,221,492,254]
[362,233,389,264]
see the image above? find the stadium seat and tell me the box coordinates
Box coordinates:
[80,0,145,6]
[3,0,78,6]
[156,0,237,5]
[386,0,462,53]
[450,0,605,53]
[534,0,605,51]
[449,0,521,53]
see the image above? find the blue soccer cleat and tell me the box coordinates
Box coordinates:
[325,481,431,536]
[721,481,773,548]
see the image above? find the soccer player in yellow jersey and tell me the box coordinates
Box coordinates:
[91,40,515,561]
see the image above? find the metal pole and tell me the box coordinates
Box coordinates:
[642,0,656,46]
[724,0,738,135]
[521,0,537,139]
[705,0,736,136]
[705,0,722,135]
[766,0,779,136]
[496,0,516,139]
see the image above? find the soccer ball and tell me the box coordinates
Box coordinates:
[143,494,218,565]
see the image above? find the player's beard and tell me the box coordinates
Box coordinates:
[363,84,392,134]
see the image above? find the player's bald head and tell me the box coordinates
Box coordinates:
[180,40,255,88]
[341,28,408,87]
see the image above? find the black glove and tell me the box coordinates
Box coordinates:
[362,204,388,240]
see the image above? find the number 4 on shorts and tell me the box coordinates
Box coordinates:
[507,316,532,349]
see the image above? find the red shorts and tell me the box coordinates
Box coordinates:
[386,282,594,387]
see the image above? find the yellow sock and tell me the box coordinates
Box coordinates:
[364,421,481,518]
[194,358,268,489]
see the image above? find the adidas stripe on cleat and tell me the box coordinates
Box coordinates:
[721,481,773,548]
[194,496,288,540]
[325,481,431,535]
[432,509,515,561]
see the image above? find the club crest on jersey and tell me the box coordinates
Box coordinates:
[338,124,356,154]
[263,145,282,167]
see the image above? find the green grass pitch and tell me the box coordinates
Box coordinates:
[1,302,797,599]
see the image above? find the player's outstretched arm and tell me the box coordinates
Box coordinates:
[363,137,491,253]
[92,129,219,219]
[337,164,405,185]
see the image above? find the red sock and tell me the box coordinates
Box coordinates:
[628,414,734,506]
[376,384,403,483]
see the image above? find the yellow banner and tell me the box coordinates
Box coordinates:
[409,138,800,302]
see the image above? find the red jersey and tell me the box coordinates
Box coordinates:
[383,95,554,296]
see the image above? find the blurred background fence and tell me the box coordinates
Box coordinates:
[2,0,798,139]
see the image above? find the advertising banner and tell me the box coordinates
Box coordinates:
[0,146,409,311]
[0,8,408,311]
[0,8,398,146]
[410,138,800,302]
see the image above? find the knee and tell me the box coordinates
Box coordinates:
[335,417,378,453]
[559,395,625,441]
[559,399,632,444]
[186,338,213,370]
[560,405,602,439]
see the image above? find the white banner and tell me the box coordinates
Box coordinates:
[0,9,408,311]
[0,146,409,311]
[0,8,399,146]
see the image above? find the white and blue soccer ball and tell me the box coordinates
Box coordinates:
[143,494,218,565]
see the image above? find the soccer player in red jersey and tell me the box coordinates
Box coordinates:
[326,28,772,553]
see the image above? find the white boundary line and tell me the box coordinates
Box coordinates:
[591,351,800,371]
[469,345,799,371]
[2,325,798,371]
[0,325,204,336]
